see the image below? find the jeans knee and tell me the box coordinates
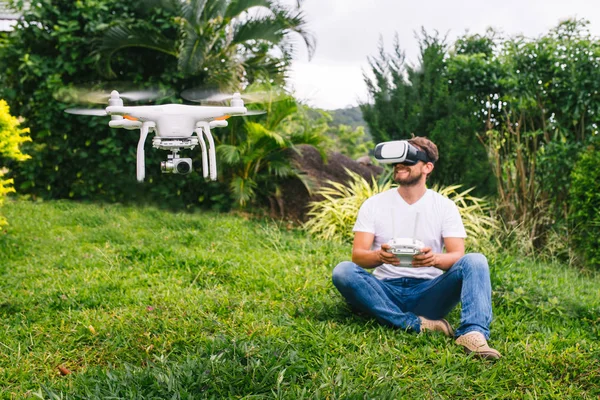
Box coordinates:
[332,261,359,288]
[461,253,489,273]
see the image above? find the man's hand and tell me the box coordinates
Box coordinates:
[379,244,400,266]
[412,247,437,268]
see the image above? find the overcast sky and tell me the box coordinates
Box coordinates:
[284,0,600,110]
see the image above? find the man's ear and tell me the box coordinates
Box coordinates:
[425,162,434,174]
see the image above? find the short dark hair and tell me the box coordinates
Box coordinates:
[408,136,439,164]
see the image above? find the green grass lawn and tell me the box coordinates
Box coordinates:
[0,199,599,399]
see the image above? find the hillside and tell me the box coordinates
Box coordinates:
[0,200,599,398]
[304,105,370,134]
[328,106,367,131]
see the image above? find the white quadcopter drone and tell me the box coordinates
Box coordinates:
[65,90,264,182]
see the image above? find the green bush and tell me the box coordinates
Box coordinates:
[568,141,600,268]
[303,170,392,243]
[0,99,30,226]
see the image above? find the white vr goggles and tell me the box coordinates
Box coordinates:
[374,140,433,165]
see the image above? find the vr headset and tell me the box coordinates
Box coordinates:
[374,141,433,165]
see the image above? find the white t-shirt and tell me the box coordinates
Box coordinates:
[353,188,467,280]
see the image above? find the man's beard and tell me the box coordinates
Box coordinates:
[394,168,421,186]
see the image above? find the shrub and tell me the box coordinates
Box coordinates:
[568,142,600,268]
[432,184,498,253]
[302,170,392,243]
[0,99,31,226]
[303,169,497,252]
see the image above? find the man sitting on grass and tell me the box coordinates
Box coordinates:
[332,136,501,359]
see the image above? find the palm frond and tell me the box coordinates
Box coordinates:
[180,0,208,25]
[240,47,288,84]
[245,122,286,146]
[202,0,229,23]
[232,16,286,45]
[264,96,297,130]
[292,168,319,196]
[177,23,208,74]
[217,144,242,165]
[267,160,295,178]
[95,25,177,78]
[271,7,315,59]
[225,0,272,20]
[230,176,257,206]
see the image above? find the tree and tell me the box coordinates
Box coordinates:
[217,84,325,208]
[96,0,316,88]
[447,20,600,248]
[361,30,495,196]
[0,0,193,205]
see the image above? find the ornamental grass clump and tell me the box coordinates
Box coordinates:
[432,184,499,252]
[303,170,392,243]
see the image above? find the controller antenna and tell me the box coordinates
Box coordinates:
[413,212,420,242]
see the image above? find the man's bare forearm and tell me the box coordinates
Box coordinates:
[352,245,400,269]
[351,248,381,269]
[431,251,464,270]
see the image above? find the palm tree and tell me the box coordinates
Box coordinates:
[96,0,315,89]
[217,83,325,208]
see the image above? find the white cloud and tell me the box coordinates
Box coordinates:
[288,60,369,110]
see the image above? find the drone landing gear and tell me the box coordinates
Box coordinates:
[195,122,217,180]
[137,122,155,182]
[149,123,217,181]
[135,121,219,182]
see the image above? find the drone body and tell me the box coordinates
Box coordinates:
[106,103,246,137]
[66,91,262,183]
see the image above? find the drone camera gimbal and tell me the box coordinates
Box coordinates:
[161,153,193,175]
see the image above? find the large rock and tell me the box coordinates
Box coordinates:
[274,144,383,221]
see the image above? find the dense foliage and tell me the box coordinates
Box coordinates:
[568,140,600,267]
[448,21,600,249]
[218,86,326,207]
[363,20,600,262]
[0,0,315,211]
[95,0,315,87]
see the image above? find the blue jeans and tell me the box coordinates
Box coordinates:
[332,253,493,338]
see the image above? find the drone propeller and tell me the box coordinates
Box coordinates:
[64,108,108,116]
[55,85,172,105]
[180,88,285,104]
[76,89,165,104]
[244,110,267,116]
[213,109,267,121]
